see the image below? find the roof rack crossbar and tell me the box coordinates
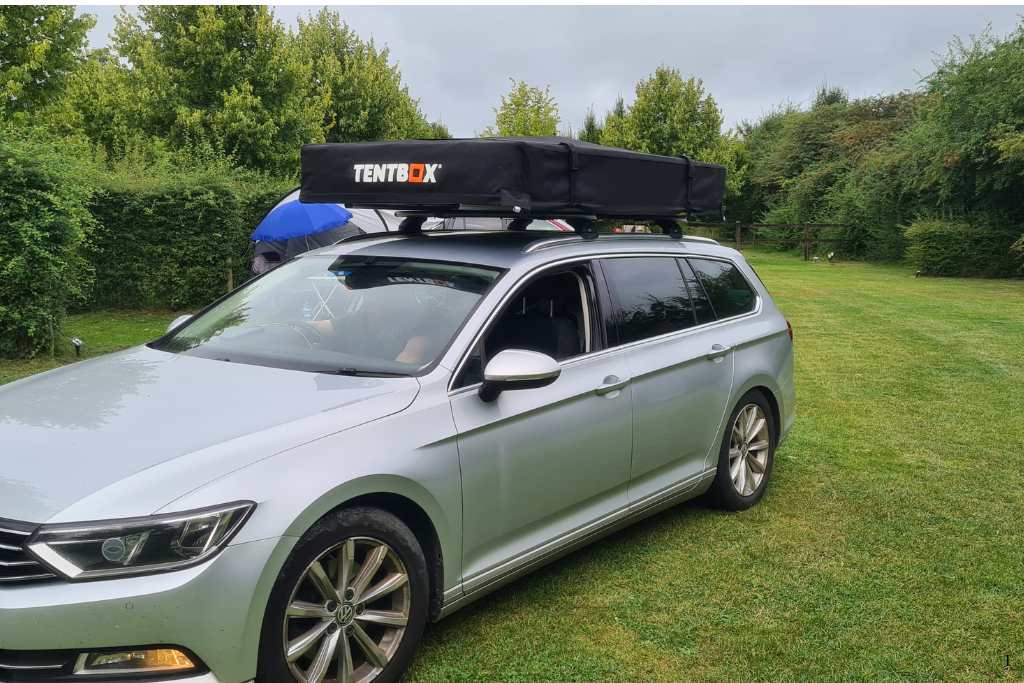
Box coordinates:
[398,215,426,236]
[566,217,598,239]
[654,219,684,239]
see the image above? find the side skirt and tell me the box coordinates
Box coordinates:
[436,468,717,620]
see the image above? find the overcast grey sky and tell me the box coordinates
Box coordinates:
[83,5,1023,137]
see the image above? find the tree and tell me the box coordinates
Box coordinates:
[579,107,602,144]
[626,66,725,159]
[600,96,630,148]
[293,9,430,143]
[482,79,559,137]
[53,49,160,159]
[813,82,849,109]
[910,25,1024,209]
[0,6,94,114]
[109,6,325,175]
[427,120,452,139]
[737,88,925,258]
[0,124,96,358]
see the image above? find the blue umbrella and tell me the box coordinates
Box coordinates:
[251,190,353,242]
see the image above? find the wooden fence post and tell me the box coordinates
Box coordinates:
[227,257,234,293]
[802,225,811,261]
[734,222,742,250]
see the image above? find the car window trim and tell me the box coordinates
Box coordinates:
[672,259,699,328]
[590,258,619,350]
[571,270,594,353]
[600,254,703,346]
[451,262,600,390]
[447,252,762,395]
[685,256,720,319]
[676,257,718,326]
[685,256,759,320]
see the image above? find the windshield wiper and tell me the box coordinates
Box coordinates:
[314,367,411,378]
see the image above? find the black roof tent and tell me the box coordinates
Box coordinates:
[300,137,726,236]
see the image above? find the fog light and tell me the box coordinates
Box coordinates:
[76,647,196,674]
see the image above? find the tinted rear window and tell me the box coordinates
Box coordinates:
[677,259,717,325]
[602,257,696,344]
[687,258,757,319]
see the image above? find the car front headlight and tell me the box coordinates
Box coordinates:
[27,501,255,580]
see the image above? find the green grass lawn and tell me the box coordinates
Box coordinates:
[2,253,1022,681]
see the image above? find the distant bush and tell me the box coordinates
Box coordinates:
[905,219,1021,277]
[736,25,1024,270]
[1013,236,1024,274]
[85,162,291,310]
[0,127,96,358]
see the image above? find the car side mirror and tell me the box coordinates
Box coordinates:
[479,349,561,403]
[166,314,193,334]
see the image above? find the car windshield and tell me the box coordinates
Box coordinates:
[154,255,502,375]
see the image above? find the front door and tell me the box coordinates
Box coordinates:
[449,264,633,591]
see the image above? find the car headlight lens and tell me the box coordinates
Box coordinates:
[27,501,254,580]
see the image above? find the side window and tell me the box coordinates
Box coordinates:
[601,257,696,345]
[687,258,757,319]
[456,266,595,387]
[677,259,717,325]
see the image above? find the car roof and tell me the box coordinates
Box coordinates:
[309,230,730,270]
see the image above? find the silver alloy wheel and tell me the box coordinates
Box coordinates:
[729,404,770,496]
[283,537,411,683]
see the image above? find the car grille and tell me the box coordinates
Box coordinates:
[0,520,56,585]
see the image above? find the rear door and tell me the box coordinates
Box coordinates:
[598,255,735,503]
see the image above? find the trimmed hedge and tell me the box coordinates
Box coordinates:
[0,130,95,358]
[905,219,1022,278]
[86,169,291,309]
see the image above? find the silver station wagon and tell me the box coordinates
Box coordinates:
[0,229,793,683]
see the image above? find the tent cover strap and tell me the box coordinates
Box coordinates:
[300,137,726,220]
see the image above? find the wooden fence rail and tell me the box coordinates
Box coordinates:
[681,222,848,261]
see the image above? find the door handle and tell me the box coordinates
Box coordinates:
[706,344,732,361]
[595,375,630,396]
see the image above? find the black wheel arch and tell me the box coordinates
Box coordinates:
[747,386,781,448]
[337,492,445,621]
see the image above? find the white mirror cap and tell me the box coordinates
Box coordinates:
[167,314,193,334]
[483,348,561,383]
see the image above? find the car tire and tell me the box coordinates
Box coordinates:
[708,391,776,511]
[257,506,429,683]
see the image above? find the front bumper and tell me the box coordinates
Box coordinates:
[0,537,292,683]
[0,673,224,683]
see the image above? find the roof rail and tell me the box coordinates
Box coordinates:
[680,234,721,245]
[522,233,720,254]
